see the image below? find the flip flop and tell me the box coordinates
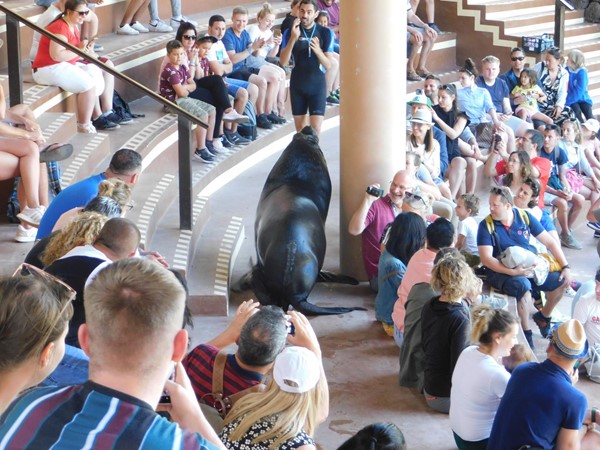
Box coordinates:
[39,143,73,163]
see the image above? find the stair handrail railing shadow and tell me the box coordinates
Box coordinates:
[0,3,201,230]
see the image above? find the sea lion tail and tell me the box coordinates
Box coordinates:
[317,271,359,285]
[291,300,366,316]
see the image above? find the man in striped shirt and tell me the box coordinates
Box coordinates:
[0,259,225,450]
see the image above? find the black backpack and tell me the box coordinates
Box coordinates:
[112,90,145,122]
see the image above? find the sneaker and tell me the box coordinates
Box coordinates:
[256,113,273,129]
[334,88,340,97]
[77,122,97,133]
[130,21,149,33]
[193,148,214,163]
[382,323,394,337]
[532,311,551,338]
[17,205,45,227]
[212,137,224,150]
[148,20,173,32]
[93,43,104,52]
[220,134,233,148]
[225,130,251,145]
[117,24,140,35]
[326,93,340,104]
[39,143,73,163]
[205,140,219,156]
[14,225,36,243]
[595,230,600,239]
[92,114,120,130]
[587,221,600,232]
[222,110,249,124]
[171,16,198,29]
[560,232,583,250]
[266,112,286,124]
[407,71,423,82]
[105,111,132,125]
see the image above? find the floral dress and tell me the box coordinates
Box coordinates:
[220,415,314,449]
[535,61,576,125]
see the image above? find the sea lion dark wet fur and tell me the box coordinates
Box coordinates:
[236,126,360,315]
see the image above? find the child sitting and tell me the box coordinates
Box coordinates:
[511,68,553,125]
[455,193,480,267]
[159,39,217,164]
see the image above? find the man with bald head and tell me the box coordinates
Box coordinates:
[349,170,415,291]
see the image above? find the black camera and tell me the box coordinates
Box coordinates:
[366,186,384,197]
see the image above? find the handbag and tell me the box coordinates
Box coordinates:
[565,168,584,193]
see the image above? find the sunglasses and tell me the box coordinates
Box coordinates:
[404,191,428,207]
[12,263,76,303]
[511,56,525,61]
[182,34,197,40]
[76,10,90,16]
[490,186,514,204]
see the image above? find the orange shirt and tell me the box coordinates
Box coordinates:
[32,18,80,69]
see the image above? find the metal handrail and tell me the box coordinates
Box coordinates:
[0,3,200,229]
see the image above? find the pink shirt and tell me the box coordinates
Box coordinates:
[361,195,397,279]
[392,247,436,332]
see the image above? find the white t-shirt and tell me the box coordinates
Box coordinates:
[450,346,510,442]
[573,292,600,347]
[207,39,228,63]
[30,3,63,61]
[246,24,274,59]
[457,216,479,256]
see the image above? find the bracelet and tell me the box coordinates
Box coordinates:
[561,264,570,271]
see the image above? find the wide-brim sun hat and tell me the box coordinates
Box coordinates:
[409,108,433,125]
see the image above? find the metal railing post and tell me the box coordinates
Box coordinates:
[554,0,574,50]
[6,15,23,106]
[178,116,193,230]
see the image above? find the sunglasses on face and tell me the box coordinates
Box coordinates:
[511,56,525,61]
[182,34,197,40]
[76,10,90,16]
[404,191,428,207]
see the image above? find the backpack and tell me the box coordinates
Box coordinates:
[200,351,266,419]
[112,90,145,122]
[237,99,257,141]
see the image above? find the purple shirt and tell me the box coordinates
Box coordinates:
[316,0,340,28]
[159,63,189,102]
[362,194,397,279]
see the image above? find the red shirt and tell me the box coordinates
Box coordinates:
[495,156,551,208]
[33,18,80,69]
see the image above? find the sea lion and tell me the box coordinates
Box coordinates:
[236,126,360,315]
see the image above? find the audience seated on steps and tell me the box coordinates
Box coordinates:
[406,0,437,82]
[36,148,142,240]
[477,186,571,349]
[32,0,122,132]
[315,11,340,104]
[315,0,339,53]
[148,0,198,33]
[565,49,594,124]
[0,258,226,449]
[279,0,335,135]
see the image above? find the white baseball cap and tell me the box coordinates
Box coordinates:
[273,346,320,394]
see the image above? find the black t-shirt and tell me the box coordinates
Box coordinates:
[282,23,332,82]
[433,105,470,161]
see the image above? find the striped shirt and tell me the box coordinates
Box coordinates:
[183,345,264,413]
[0,382,218,450]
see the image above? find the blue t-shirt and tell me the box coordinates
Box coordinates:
[539,145,568,177]
[488,359,587,450]
[36,173,106,240]
[222,28,252,72]
[476,76,509,113]
[477,209,544,257]
[0,381,219,450]
[282,23,333,81]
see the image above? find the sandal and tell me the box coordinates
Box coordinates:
[532,311,552,338]
[39,143,74,163]
[416,68,432,78]
[407,71,423,82]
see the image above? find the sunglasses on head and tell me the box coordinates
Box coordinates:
[490,186,514,204]
[182,34,197,40]
[76,9,90,16]
[511,56,525,61]
[12,263,76,302]
[404,191,428,207]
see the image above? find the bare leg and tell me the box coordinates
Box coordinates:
[326,55,339,93]
[465,156,478,193]
[541,283,568,319]
[131,0,151,23]
[120,0,148,26]
[553,198,569,236]
[77,89,96,125]
[230,87,249,133]
[248,74,267,115]
[447,157,467,199]
[39,163,49,207]
[0,141,40,208]
[309,114,324,136]
[518,291,533,331]
[293,115,308,133]
[99,61,116,113]
[567,193,584,229]
[257,65,281,114]
[416,36,434,73]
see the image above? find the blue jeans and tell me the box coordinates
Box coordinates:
[394,325,404,348]
[41,345,89,387]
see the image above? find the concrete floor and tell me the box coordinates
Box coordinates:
[0,122,599,449]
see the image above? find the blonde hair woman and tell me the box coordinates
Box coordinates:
[450,305,519,450]
[421,254,476,413]
[219,312,328,449]
[0,266,74,414]
[52,178,132,232]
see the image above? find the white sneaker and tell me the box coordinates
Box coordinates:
[77,122,97,134]
[131,21,149,33]
[213,137,224,150]
[14,225,36,243]
[117,24,140,35]
[149,20,173,32]
[171,16,198,29]
[17,205,46,228]
[223,110,249,124]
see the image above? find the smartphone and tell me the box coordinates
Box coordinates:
[159,365,176,405]
[273,29,282,38]
[366,186,384,198]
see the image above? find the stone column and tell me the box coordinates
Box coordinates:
[339,1,406,279]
